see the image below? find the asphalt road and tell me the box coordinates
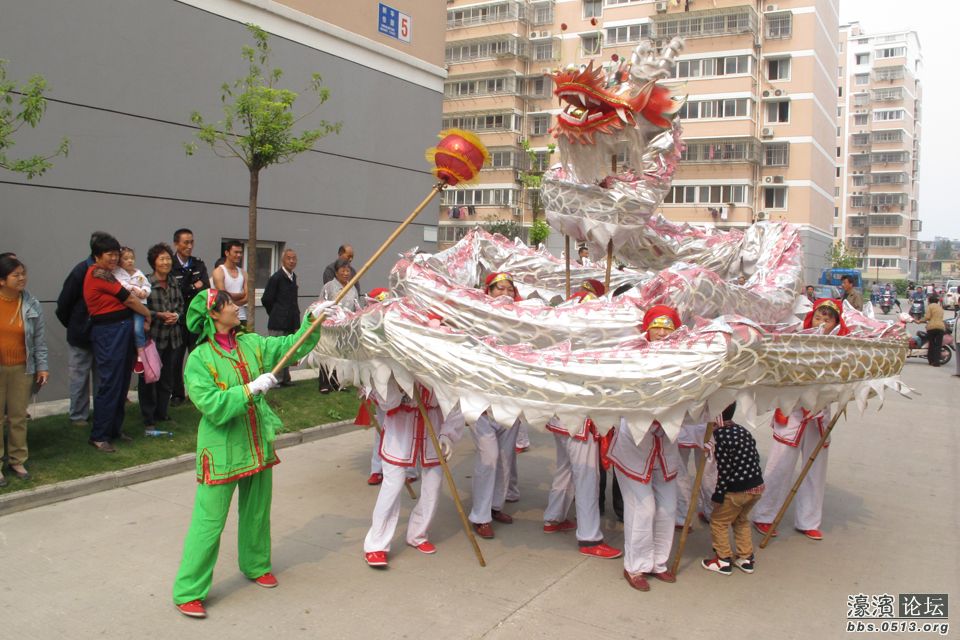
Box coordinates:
[0,360,957,639]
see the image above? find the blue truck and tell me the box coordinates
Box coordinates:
[819,268,862,289]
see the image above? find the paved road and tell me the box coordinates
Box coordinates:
[1,362,957,639]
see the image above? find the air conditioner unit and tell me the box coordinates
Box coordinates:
[656,1,668,13]
[765,4,779,12]
[762,90,771,98]
[774,89,786,97]
[757,211,768,221]
[761,127,774,138]
[529,31,539,39]
[772,175,785,184]
[764,176,774,183]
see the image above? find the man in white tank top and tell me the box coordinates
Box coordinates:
[212,241,249,323]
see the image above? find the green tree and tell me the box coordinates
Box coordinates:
[528,218,550,247]
[186,24,341,329]
[517,138,555,221]
[933,239,954,260]
[891,278,909,297]
[828,240,860,269]
[483,220,526,243]
[0,60,69,178]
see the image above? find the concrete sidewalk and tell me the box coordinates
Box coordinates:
[1,360,957,639]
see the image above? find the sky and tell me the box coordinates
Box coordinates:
[838,0,959,240]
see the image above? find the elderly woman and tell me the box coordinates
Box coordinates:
[0,256,48,485]
[322,258,359,310]
[172,290,331,618]
[753,298,848,542]
[137,243,184,431]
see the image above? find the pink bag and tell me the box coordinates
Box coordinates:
[142,339,162,384]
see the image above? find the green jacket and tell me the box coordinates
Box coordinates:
[184,317,320,485]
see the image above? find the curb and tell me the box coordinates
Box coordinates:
[0,419,356,518]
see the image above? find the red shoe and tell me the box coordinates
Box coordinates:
[798,528,823,541]
[543,519,577,534]
[645,570,677,583]
[365,551,388,567]
[515,445,529,453]
[367,473,383,485]
[491,510,513,524]
[133,360,145,374]
[579,543,622,559]
[410,541,436,554]
[175,600,207,618]
[623,570,650,592]
[253,572,278,588]
[753,521,778,537]
[473,522,494,539]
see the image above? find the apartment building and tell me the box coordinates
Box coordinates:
[836,23,922,283]
[442,0,840,283]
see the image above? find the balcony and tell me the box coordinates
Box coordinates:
[652,6,758,40]
[680,138,761,164]
[851,134,871,147]
[872,88,904,102]
[445,36,527,65]
[446,1,525,30]
[873,66,907,82]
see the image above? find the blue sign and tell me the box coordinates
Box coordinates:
[378,3,411,43]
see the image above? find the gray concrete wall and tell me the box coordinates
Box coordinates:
[0,0,442,401]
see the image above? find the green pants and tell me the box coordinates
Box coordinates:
[173,468,273,604]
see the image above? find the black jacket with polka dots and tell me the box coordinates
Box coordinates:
[710,421,764,503]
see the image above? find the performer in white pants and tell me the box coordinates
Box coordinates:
[543,418,621,559]
[610,304,684,592]
[506,422,528,503]
[753,297,847,542]
[468,413,521,539]
[369,425,419,485]
[363,382,464,568]
[675,421,717,526]
[751,407,830,541]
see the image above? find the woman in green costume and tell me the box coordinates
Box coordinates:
[173,289,331,618]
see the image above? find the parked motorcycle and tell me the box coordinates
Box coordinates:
[906,327,954,365]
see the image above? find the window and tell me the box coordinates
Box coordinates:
[533,41,556,61]
[855,73,869,85]
[447,3,519,28]
[677,98,749,120]
[533,150,551,172]
[767,58,790,80]
[442,187,518,206]
[872,130,904,143]
[763,187,786,209]
[605,23,649,45]
[875,67,905,81]
[663,184,749,205]
[488,149,517,169]
[873,88,903,101]
[869,236,903,248]
[581,33,601,56]
[852,174,866,186]
[836,146,841,158]
[228,239,280,295]
[766,100,790,123]
[855,53,870,65]
[854,113,869,126]
[656,7,754,38]
[527,75,550,97]
[876,46,906,59]
[441,112,519,132]
[446,38,522,63]
[681,140,756,163]
[765,12,792,38]
[851,195,865,208]
[583,0,602,18]
[868,258,900,269]
[530,114,550,136]
[764,142,789,166]
[873,109,904,121]
[532,1,554,24]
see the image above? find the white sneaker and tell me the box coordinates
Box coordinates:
[733,554,755,574]
[701,555,732,575]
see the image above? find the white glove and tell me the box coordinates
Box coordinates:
[438,434,453,462]
[306,300,336,320]
[248,372,278,396]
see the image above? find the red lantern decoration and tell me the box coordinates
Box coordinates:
[560,22,568,31]
[590,17,598,26]
[426,129,490,186]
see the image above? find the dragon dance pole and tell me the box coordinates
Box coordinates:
[670,421,715,575]
[414,394,486,568]
[270,129,489,377]
[605,154,616,290]
[366,401,418,500]
[759,407,846,549]
[565,235,571,298]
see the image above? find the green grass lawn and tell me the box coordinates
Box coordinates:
[1,383,360,494]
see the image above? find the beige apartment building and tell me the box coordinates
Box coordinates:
[441,0,840,283]
[836,23,922,283]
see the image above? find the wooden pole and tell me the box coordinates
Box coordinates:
[604,240,614,291]
[270,183,445,376]
[564,235,571,298]
[366,402,418,500]
[759,407,845,549]
[414,392,486,568]
[670,421,716,575]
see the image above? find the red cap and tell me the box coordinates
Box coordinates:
[368,288,389,302]
[803,298,849,336]
[484,272,520,301]
[582,279,605,297]
[641,305,681,336]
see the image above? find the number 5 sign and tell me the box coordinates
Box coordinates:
[378,3,412,44]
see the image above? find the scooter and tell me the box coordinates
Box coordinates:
[881,292,893,315]
[906,327,954,365]
[909,299,925,322]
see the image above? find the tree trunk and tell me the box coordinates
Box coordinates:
[247,168,259,331]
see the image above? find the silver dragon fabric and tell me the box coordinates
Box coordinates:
[306,229,909,444]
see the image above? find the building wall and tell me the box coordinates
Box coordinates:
[440,0,839,284]
[0,0,445,401]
